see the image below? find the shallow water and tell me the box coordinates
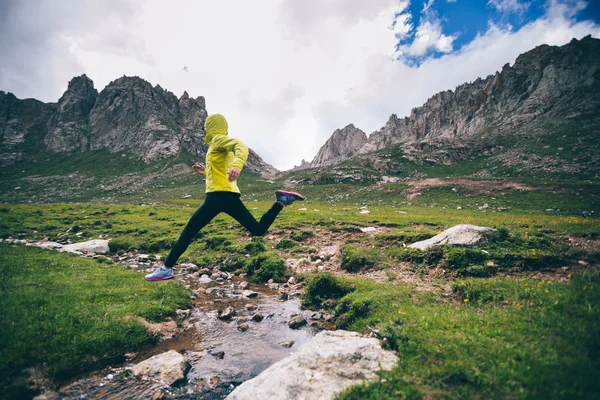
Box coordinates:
[55,273,320,399]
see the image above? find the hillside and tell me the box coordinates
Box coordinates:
[297,35,600,184]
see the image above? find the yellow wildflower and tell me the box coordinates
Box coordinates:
[464,299,469,303]
[545,290,549,293]
[567,274,572,279]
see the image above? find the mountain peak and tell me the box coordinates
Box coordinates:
[310,124,367,168]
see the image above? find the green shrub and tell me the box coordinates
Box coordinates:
[190,255,213,268]
[109,238,136,253]
[242,238,266,255]
[303,273,354,308]
[444,247,488,270]
[275,238,298,250]
[221,255,247,272]
[245,252,286,282]
[205,236,232,250]
[394,247,444,267]
[341,244,378,272]
[335,297,372,329]
[144,237,174,253]
[290,230,313,241]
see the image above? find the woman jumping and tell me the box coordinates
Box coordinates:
[146,113,304,281]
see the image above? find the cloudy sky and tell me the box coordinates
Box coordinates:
[1,0,599,170]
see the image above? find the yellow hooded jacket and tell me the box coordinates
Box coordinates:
[203,114,249,193]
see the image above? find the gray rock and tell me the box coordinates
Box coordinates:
[131,350,190,386]
[288,315,307,329]
[36,241,63,250]
[227,330,398,400]
[242,290,259,298]
[279,340,295,348]
[219,307,235,320]
[62,239,109,254]
[239,281,249,290]
[237,323,249,332]
[408,224,496,250]
[198,274,212,284]
[251,312,264,322]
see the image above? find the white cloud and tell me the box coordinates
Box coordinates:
[0,0,599,170]
[397,19,457,57]
[394,0,457,59]
[488,0,530,13]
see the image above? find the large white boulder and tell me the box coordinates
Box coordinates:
[62,239,110,254]
[408,224,496,250]
[131,350,190,385]
[227,330,398,400]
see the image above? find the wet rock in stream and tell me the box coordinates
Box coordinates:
[218,307,236,320]
[288,315,307,329]
[131,350,190,386]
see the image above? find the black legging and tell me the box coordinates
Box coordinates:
[164,191,283,267]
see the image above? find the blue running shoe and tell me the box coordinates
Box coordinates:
[275,190,305,206]
[145,264,174,281]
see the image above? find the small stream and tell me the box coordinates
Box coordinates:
[52,264,328,399]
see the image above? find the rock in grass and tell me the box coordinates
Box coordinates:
[359,227,378,233]
[408,224,496,250]
[227,330,398,400]
[62,239,109,254]
[288,315,307,329]
[131,350,190,386]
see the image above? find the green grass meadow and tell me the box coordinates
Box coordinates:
[0,174,599,398]
[0,245,190,382]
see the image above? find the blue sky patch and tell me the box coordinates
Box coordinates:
[394,0,599,64]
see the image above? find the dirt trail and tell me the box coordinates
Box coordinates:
[401,178,537,200]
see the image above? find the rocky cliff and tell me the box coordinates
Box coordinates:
[0,75,276,173]
[311,124,367,167]
[308,35,600,170]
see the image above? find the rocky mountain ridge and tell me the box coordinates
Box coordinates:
[0,75,277,174]
[305,35,600,173]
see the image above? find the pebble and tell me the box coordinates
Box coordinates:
[279,340,295,348]
[238,323,249,332]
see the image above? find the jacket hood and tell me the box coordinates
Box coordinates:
[205,114,228,144]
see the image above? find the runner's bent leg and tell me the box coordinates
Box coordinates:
[226,198,283,236]
[164,199,221,267]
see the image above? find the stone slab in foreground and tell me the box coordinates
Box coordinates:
[408,224,496,250]
[62,239,110,254]
[227,330,398,400]
[131,350,190,386]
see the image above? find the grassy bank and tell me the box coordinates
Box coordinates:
[0,197,598,398]
[0,245,190,381]
[331,272,600,399]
